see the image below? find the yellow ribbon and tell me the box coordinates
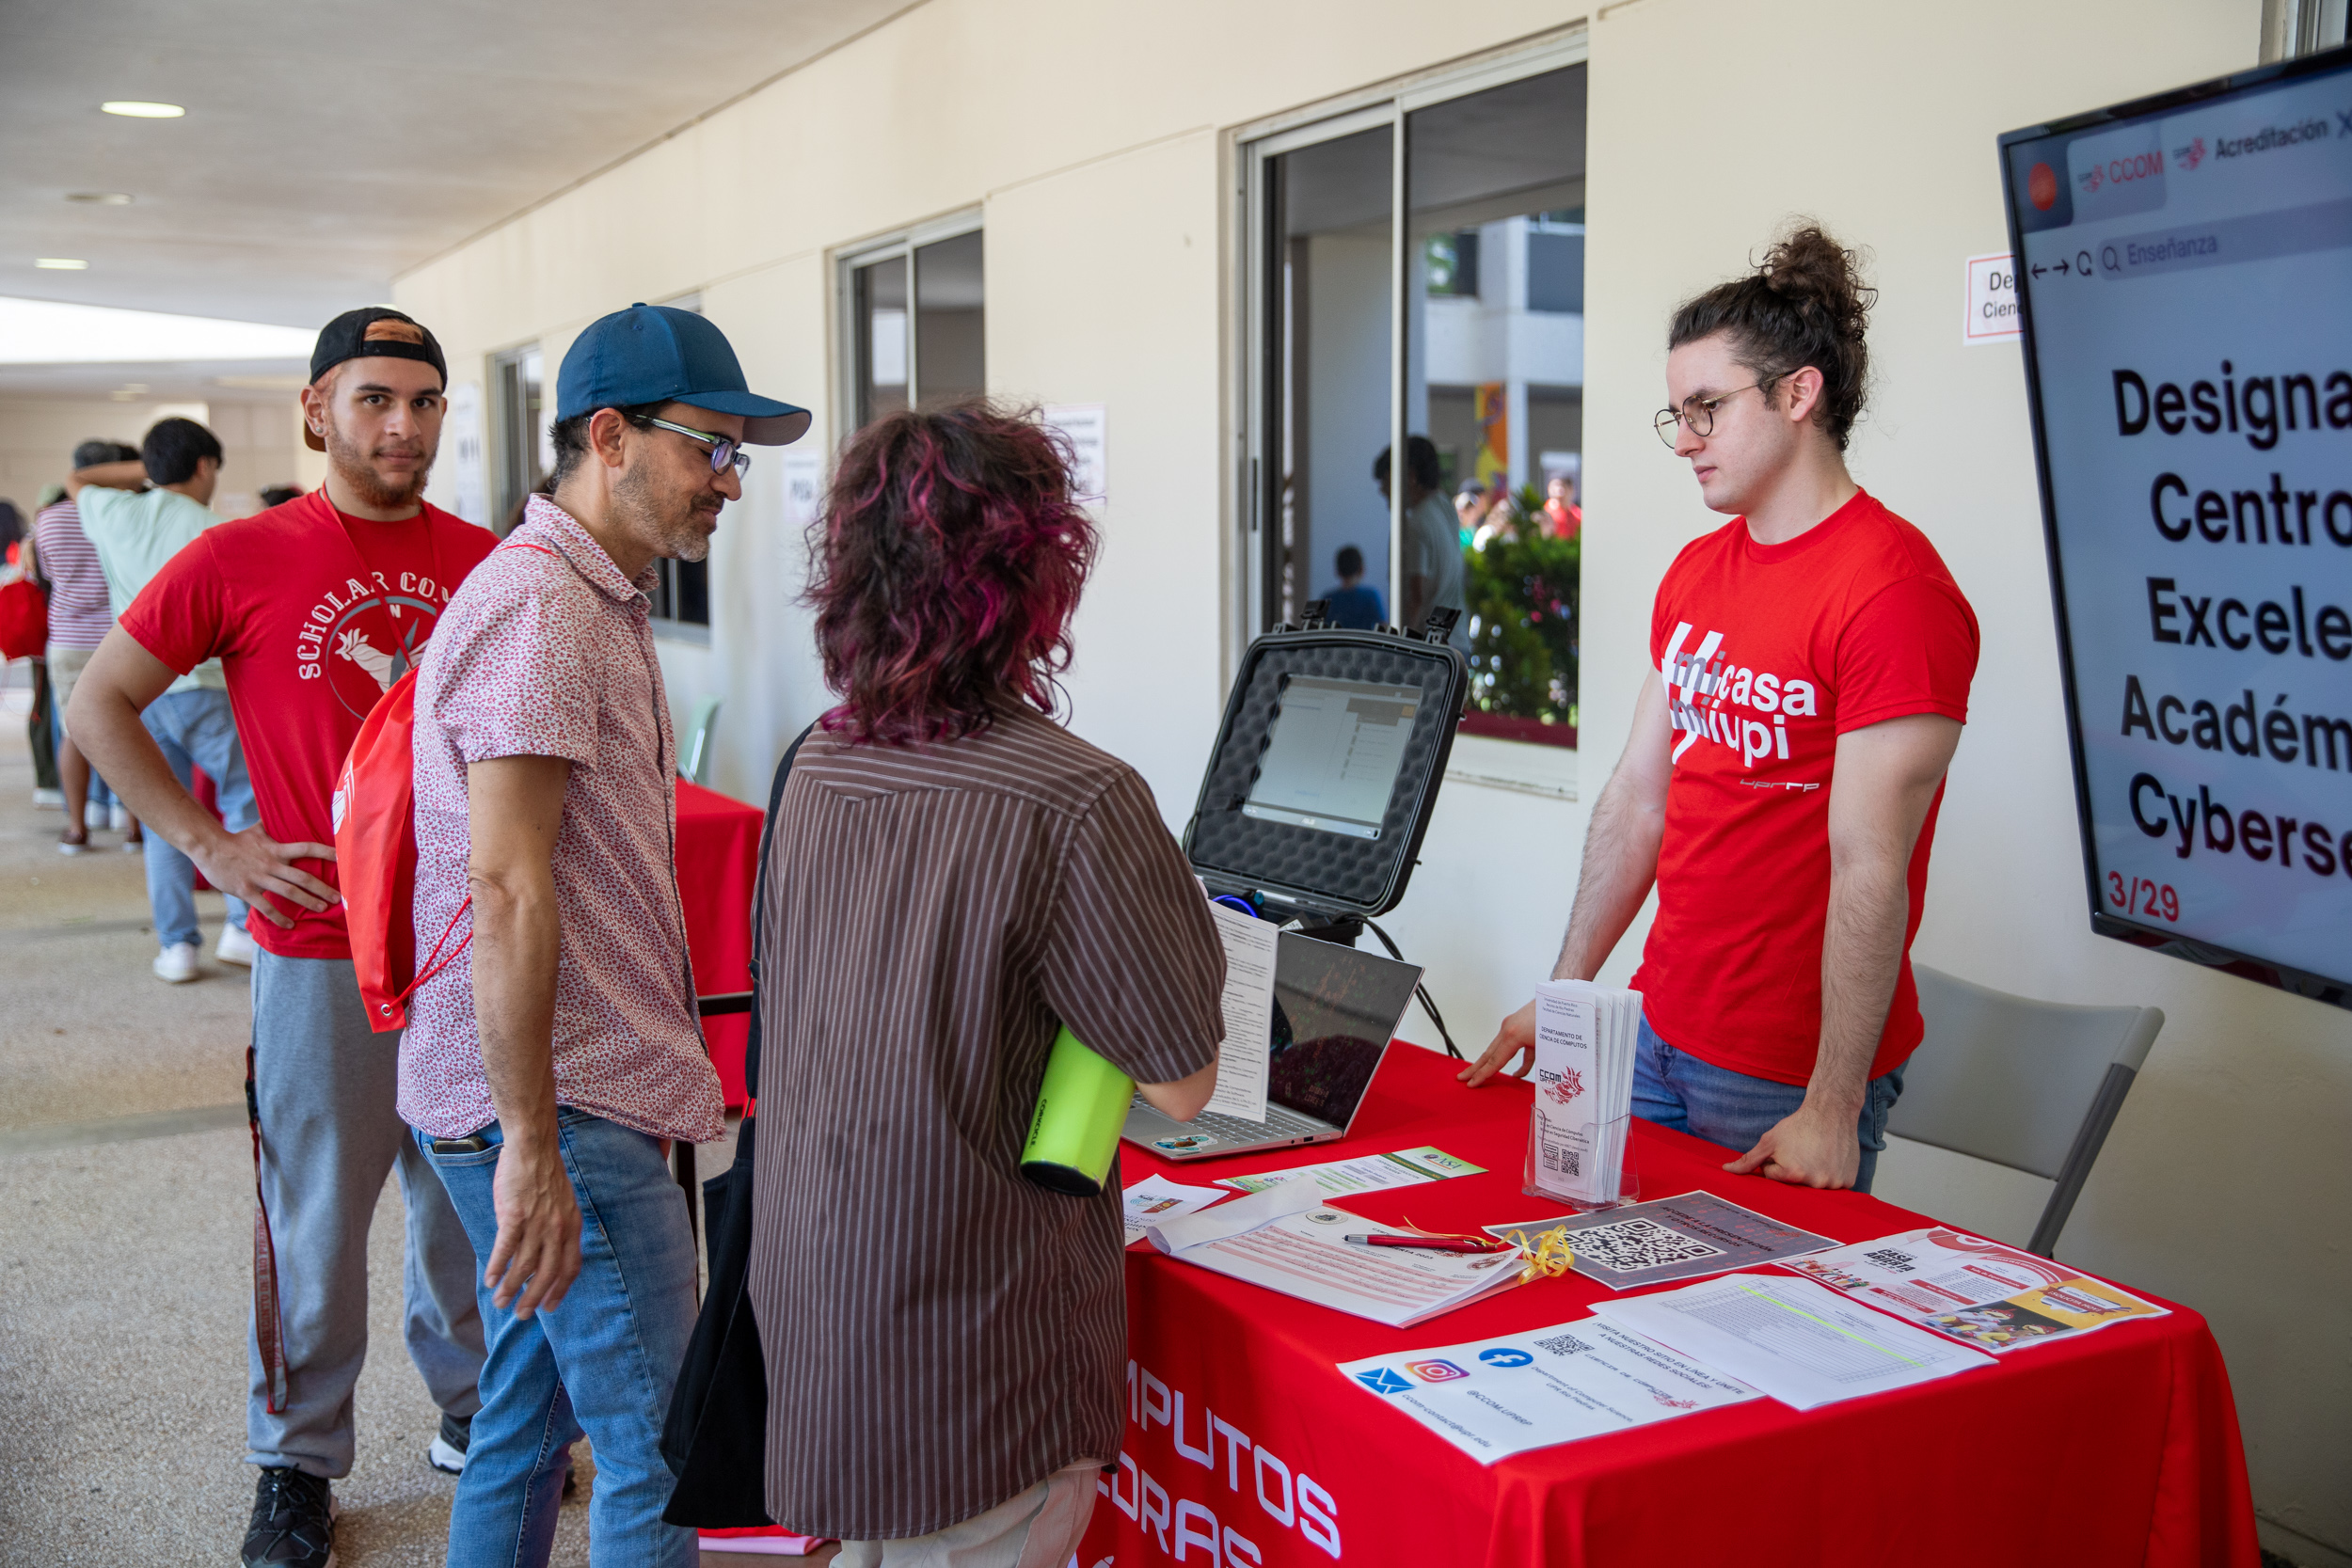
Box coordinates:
[1503,1224,1577,1285]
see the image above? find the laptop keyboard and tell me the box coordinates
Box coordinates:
[1182,1101,1332,1144]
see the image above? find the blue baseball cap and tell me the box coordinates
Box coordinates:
[557,303,810,445]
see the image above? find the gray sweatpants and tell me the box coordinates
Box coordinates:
[246,948,485,1478]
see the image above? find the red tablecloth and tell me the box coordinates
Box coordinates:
[1082,1045,2256,1568]
[675,778,763,1108]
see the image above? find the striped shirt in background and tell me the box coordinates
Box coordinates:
[32,499,114,649]
[748,704,1225,1540]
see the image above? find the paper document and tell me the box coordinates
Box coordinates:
[1593,1273,1994,1411]
[1528,979,1641,1206]
[1486,1191,1836,1290]
[1787,1227,2169,1352]
[1337,1315,1757,1463]
[1150,1186,1519,1328]
[1201,902,1278,1120]
[1217,1145,1486,1197]
[1120,1176,1229,1247]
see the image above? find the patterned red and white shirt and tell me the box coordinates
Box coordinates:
[398,495,723,1144]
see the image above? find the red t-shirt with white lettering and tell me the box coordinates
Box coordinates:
[119,490,497,958]
[1634,490,1979,1085]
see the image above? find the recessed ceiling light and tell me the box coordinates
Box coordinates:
[119,384,150,393]
[36,258,89,270]
[101,101,184,119]
[67,191,135,205]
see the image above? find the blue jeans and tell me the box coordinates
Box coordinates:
[419,1111,700,1568]
[1633,1014,1907,1193]
[140,689,255,948]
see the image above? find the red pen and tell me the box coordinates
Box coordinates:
[1343,1232,1511,1255]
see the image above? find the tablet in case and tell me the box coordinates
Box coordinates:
[1182,620,1469,927]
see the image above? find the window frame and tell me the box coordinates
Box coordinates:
[1232,29,1590,757]
[488,341,548,535]
[832,208,986,433]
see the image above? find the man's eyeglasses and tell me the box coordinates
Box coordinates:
[639,415,752,477]
[1653,385,1760,448]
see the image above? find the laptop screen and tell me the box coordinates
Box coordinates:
[1265,932,1423,1127]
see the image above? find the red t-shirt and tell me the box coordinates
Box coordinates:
[1633,490,1979,1085]
[119,490,497,958]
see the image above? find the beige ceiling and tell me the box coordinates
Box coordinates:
[1,0,919,339]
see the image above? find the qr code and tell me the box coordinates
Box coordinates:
[1534,1332,1594,1357]
[1864,1247,1916,1271]
[1571,1217,1724,1275]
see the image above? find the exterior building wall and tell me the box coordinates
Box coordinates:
[393,1,2347,1556]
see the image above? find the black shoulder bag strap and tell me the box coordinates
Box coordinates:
[661,722,816,1528]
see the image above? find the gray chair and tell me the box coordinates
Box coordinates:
[1887,964,2163,1258]
[681,695,721,786]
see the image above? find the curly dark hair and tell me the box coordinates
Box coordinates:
[1668,222,1876,450]
[805,401,1098,746]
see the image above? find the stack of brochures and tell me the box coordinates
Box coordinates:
[1144,1180,1523,1328]
[1525,978,1641,1208]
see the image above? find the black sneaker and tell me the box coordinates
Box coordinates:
[426,1410,469,1475]
[241,1465,337,1568]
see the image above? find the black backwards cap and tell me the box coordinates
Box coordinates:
[306,308,448,451]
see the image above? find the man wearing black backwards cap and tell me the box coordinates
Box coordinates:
[69,308,498,1568]
[402,305,805,1568]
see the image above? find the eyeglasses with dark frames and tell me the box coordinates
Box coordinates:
[638,414,752,477]
[1653,385,1761,448]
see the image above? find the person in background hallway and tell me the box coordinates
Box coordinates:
[35,441,140,852]
[1376,435,1468,646]
[751,401,1225,1563]
[72,417,262,982]
[0,499,22,559]
[1462,225,1979,1195]
[1321,543,1384,629]
[1545,469,1583,541]
[21,485,66,802]
[404,304,808,1568]
[68,309,494,1568]
[259,484,303,510]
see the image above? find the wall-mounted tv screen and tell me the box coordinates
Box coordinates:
[2001,46,2352,1010]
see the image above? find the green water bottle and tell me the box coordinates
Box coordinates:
[1020,1027,1136,1196]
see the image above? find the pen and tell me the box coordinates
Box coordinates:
[1343,1233,1512,1255]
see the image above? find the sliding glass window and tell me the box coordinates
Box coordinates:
[845,216,985,433]
[1245,46,1588,745]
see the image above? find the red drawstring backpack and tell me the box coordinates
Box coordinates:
[332,538,554,1031]
[333,668,472,1032]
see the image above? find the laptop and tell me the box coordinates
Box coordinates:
[1122,930,1423,1162]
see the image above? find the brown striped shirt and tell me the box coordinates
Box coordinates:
[747,705,1224,1539]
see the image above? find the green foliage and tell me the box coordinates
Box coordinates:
[1461,483,1579,723]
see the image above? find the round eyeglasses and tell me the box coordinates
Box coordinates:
[1653,385,1760,448]
[641,415,752,477]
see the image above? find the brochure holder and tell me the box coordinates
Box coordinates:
[1522,1105,1640,1212]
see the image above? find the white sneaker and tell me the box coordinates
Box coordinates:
[216,924,259,968]
[33,787,62,808]
[109,802,132,832]
[152,942,200,984]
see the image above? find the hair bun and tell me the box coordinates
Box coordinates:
[1667,219,1875,451]
[1758,224,1876,335]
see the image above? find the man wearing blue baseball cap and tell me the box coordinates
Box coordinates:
[403,304,806,1568]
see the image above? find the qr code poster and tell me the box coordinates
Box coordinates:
[1488,1190,1836,1291]
[1569,1218,1724,1275]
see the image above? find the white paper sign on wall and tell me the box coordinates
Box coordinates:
[1964,253,2021,345]
[445,381,488,525]
[780,451,824,531]
[1041,404,1107,503]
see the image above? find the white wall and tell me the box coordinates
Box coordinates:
[391,1,2350,1556]
[0,395,307,523]
[1584,1,2345,1559]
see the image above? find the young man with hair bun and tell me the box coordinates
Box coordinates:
[1464,223,1979,1195]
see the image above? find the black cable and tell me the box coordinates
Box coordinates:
[1362,916,1463,1060]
